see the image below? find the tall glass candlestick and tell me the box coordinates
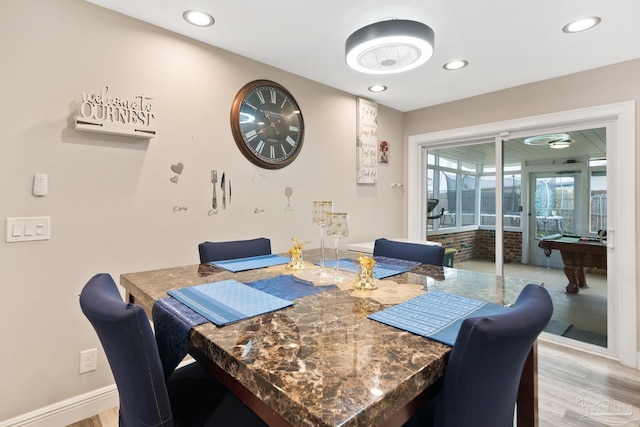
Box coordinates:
[327,212,349,282]
[312,201,333,274]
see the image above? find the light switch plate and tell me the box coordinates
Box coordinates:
[6,217,50,242]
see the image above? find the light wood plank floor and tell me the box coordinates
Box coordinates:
[67,340,640,426]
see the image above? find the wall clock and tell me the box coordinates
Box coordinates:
[230,80,305,169]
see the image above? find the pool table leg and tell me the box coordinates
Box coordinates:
[564,265,588,294]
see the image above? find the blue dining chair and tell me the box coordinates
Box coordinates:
[198,237,272,263]
[373,238,446,266]
[79,273,267,427]
[403,283,553,427]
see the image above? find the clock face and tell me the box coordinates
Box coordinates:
[230,80,305,169]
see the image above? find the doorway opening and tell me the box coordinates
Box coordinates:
[407,101,636,367]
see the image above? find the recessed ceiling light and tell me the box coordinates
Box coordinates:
[562,16,601,33]
[183,10,214,27]
[443,60,468,71]
[368,85,387,93]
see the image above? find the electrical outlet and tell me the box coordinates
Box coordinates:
[79,348,97,374]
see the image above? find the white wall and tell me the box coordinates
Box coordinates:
[0,0,405,421]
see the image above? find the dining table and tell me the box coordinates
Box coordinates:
[120,249,541,427]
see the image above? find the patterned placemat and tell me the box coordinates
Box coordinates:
[210,254,290,272]
[322,258,417,279]
[368,291,508,345]
[351,279,426,305]
[168,279,293,326]
[292,267,425,305]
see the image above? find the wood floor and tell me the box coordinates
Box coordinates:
[67,340,640,426]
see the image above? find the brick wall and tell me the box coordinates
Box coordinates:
[429,229,523,264]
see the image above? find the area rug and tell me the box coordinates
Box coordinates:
[543,318,572,335]
[563,326,608,348]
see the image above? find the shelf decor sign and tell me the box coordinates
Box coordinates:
[356,97,377,184]
[74,86,156,138]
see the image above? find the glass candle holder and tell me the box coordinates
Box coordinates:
[326,212,349,282]
[312,201,333,274]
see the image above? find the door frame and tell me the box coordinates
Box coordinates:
[407,101,636,368]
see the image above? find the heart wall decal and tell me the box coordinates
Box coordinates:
[171,163,184,175]
[170,175,179,183]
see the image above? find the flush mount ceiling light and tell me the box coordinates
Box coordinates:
[524,133,572,149]
[548,139,572,149]
[562,16,601,33]
[345,19,435,74]
[183,10,214,27]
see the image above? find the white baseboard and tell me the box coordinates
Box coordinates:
[0,385,118,427]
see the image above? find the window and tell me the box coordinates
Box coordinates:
[427,151,520,230]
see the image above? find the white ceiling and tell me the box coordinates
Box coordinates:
[85,0,640,112]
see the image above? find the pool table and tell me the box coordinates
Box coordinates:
[538,235,607,294]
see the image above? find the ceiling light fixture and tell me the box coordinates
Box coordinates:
[443,60,468,71]
[524,133,572,149]
[345,19,435,75]
[183,10,214,27]
[548,139,572,149]
[368,85,388,93]
[562,16,601,33]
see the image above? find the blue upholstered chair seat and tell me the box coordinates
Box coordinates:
[373,238,446,266]
[80,273,266,427]
[403,283,553,427]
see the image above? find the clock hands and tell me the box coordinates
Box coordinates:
[263,112,281,135]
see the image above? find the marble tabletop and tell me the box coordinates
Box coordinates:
[120,249,539,427]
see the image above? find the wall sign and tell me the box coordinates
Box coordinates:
[74,86,156,138]
[356,97,377,184]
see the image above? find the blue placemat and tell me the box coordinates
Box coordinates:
[322,258,418,279]
[168,279,293,326]
[210,254,290,272]
[247,274,338,300]
[368,291,509,346]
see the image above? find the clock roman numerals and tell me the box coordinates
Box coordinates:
[254,89,279,105]
[245,129,258,142]
[232,80,304,169]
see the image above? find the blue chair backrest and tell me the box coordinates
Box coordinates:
[198,237,272,263]
[433,284,553,427]
[80,273,174,427]
[373,238,446,265]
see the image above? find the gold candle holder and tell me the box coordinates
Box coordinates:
[286,237,307,271]
[353,253,378,291]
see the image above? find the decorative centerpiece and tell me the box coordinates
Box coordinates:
[286,237,307,270]
[353,253,379,290]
